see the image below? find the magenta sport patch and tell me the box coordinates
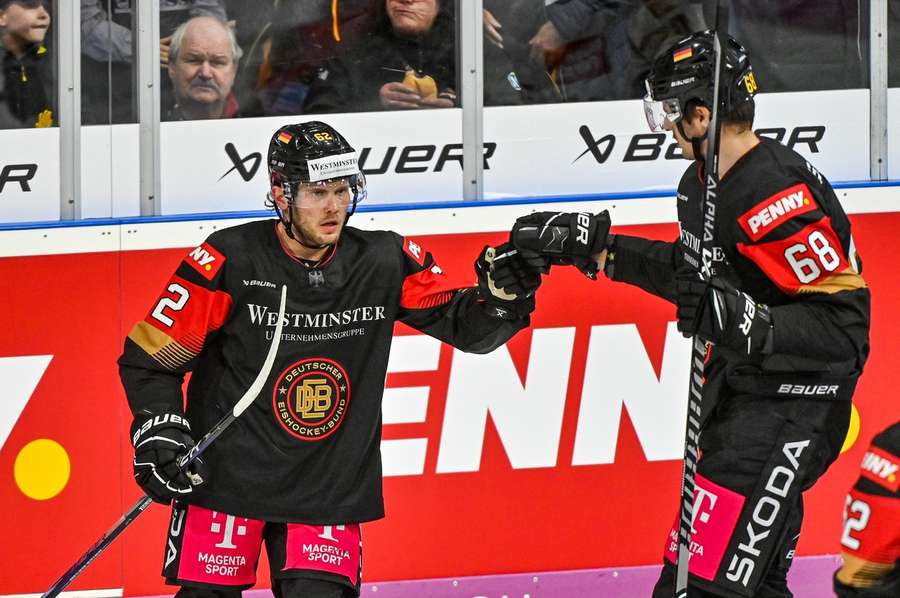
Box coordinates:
[663,474,746,581]
[177,505,266,586]
[285,523,362,585]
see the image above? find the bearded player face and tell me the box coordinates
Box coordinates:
[279,178,351,247]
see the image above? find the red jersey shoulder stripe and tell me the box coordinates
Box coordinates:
[400,265,458,310]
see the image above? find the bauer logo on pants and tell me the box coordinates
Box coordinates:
[272,358,351,441]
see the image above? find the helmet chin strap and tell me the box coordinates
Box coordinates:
[677,120,709,163]
[279,204,331,251]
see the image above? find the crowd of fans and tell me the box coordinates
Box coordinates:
[0,0,895,128]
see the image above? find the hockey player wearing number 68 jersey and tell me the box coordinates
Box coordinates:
[118,121,547,598]
[511,31,870,597]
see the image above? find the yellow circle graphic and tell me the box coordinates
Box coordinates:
[14,439,71,500]
[840,404,861,454]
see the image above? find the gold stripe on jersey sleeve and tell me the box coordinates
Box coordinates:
[836,553,896,588]
[797,268,868,295]
[128,321,198,370]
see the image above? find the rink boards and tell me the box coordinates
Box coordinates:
[0,186,898,596]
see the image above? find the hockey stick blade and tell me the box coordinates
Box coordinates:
[42,285,288,598]
[674,4,730,596]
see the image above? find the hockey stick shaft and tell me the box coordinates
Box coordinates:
[674,5,730,597]
[42,285,288,598]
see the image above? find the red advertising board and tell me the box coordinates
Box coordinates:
[1,213,897,595]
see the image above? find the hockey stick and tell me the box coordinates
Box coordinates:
[674,4,730,597]
[42,285,288,598]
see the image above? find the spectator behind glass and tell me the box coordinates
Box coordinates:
[165,15,241,120]
[228,0,380,117]
[482,0,629,103]
[303,0,457,113]
[0,0,53,128]
[81,0,227,124]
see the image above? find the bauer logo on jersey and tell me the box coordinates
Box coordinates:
[272,358,351,441]
[306,152,358,183]
[738,183,818,242]
[860,446,900,492]
[186,243,225,281]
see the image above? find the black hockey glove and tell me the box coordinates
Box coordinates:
[510,211,611,279]
[131,410,206,504]
[475,242,542,320]
[675,270,773,357]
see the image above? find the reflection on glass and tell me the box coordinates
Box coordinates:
[483,0,705,105]
[0,0,55,129]
[483,0,873,107]
[82,0,133,124]
[731,1,868,92]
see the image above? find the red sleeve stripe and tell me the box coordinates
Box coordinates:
[736,217,852,295]
[400,267,460,310]
[841,489,900,563]
[133,275,233,368]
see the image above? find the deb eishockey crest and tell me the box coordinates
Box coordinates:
[272,358,351,440]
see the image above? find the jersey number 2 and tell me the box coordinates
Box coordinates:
[784,230,840,283]
[151,283,190,327]
[840,495,871,551]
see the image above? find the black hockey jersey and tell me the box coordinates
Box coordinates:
[119,220,528,523]
[609,137,870,421]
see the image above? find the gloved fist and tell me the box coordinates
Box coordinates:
[131,410,206,504]
[675,269,773,357]
[510,211,611,279]
[475,242,544,319]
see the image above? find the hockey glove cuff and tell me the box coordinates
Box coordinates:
[475,243,541,320]
[675,270,773,357]
[131,410,206,504]
[510,211,611,279]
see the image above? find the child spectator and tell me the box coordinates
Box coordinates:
[0,0,53,128]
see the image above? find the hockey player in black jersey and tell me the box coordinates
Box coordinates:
[834,420,900,598]
[510,31,870,597]
[118,121,546,597]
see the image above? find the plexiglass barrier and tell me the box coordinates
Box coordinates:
[0,0,895,223]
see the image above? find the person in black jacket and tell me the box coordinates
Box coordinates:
[0,0,53,128]
[304,0,525,113]
[510,31,869,597]
[119,121,546,598]
[303,0,456,113]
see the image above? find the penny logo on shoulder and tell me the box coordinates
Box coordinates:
[272,358,351,441]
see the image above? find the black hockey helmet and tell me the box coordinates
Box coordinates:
[643,30,758,133]
[268,120,367,214]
